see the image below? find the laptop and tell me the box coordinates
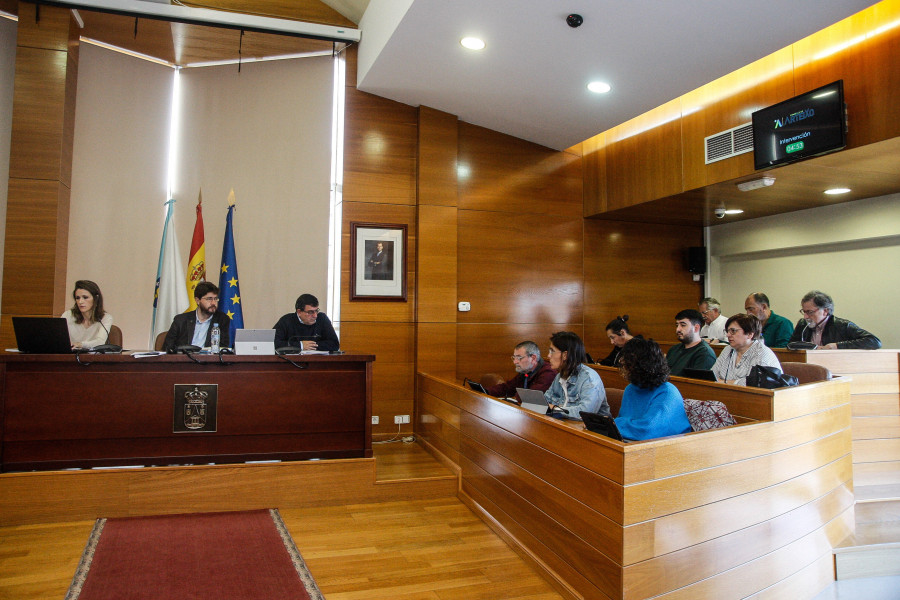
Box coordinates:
[682,368,718,382]
[12,316,73,353]
[464,378,489,394]
[580,411,624,441]
[234,329,276,356]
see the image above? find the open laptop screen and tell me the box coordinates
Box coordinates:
[12,317,73,353]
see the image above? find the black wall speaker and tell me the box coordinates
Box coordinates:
[688,246,706,274]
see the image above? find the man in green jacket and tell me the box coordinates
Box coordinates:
[745,292,793,348]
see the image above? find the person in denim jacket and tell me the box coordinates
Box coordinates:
[543,331,609,420]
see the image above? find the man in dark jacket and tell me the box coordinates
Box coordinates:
[789,290,881,349]
[485,341,557,398]
[163,281,231,352]
[273,293,340,351]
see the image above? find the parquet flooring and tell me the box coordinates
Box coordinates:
[0,443,562,600]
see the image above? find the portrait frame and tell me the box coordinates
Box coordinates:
[350,222,407,301]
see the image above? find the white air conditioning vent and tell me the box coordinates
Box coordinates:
[704,122,753,164]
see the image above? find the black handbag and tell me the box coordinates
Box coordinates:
[747,365,799,389]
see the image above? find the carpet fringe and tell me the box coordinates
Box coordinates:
[64,517,106,600]
[270,508,325,600]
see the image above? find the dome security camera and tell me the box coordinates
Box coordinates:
[714,208,726,219]
[566,14,583,28]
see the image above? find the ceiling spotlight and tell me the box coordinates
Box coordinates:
[460,37,485,50]
[587,81,611,94]
[736,176,775,192]
[824,187,851,195]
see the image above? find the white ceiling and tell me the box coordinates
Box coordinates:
[355,0,878,150]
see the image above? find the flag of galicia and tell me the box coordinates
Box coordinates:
[218,190,244,343]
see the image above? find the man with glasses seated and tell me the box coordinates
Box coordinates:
[484,341,557,398]
[789,290,881,350]
[163,281,231,352]
[273,293,340,351]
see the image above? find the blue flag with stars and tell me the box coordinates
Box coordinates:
[218,190,244,343]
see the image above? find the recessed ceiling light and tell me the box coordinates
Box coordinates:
[723,209,744,215]
[460,37,485,50]
[736,176,775,192]
[824,187,851,195]
[587,81,611,94]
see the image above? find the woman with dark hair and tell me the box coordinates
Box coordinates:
[614,338,691,440]
[712,314,781,386]
[599,315,635,366]
[543,331,609,419]
[62,280,113,349]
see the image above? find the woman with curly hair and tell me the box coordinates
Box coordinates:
[614,337,691,440]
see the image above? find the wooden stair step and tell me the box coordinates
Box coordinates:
[855,482,900,503]
[834,520,900,580]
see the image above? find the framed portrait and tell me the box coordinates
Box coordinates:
[350,222,407,301]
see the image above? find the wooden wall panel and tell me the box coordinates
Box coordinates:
[339,322,414,435]
[417,106,457,207]
[582,132,607,216]
[457,122,582,217]
[623,455,853,564]
[2,180,69,316]
[457,210,583,325]
[680,48,795,190]
[793,0,900,148]
[11,2,72,51]
[416,204,457,323]
[456,322,581,384]
[415,323,456,381]
[8,46,70,181]
[605,99,682,210]
[583,219,702,347]
[342,51,417,207]
[624,483,853,599]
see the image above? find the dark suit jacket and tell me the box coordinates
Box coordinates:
[163,310,232,352]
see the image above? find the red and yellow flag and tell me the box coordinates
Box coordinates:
[185,191,206,311]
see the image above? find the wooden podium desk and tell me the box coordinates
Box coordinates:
[0,353,374,472]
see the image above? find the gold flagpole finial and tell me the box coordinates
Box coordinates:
[227,189,236,207]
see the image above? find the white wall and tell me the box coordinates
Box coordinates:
[67,44,174,350]
[67,45,334,349]
[175,56,333,334]
[707,193,900,348]
[0,17,17,311]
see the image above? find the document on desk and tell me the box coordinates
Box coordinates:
[132,351,166,358]
[300,350,330,355]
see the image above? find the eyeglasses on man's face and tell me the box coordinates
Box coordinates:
[799,308,820,317]
[200,296,219,303]
[726,328,745,335]
[511,354,530,362]
[300,308,320,316]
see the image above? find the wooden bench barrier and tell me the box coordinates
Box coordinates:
[416,370,853,600]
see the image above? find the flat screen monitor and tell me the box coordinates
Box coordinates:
[752,80,846,170]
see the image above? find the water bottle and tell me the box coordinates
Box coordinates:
[210,323,220,353]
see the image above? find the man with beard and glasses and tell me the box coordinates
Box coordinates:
[163,281,231,352]
[789,290,881,349]
[666,309,716,376]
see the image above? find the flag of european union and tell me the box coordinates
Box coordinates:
[218,195,244,343]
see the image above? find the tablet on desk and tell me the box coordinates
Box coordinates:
[464,378,489,394]
[683,368,717,381]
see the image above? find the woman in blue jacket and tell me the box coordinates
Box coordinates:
[615,337,692,440]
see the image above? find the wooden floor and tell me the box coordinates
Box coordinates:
[0,443,562,600]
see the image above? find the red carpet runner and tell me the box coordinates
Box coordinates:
[65,509,323,599]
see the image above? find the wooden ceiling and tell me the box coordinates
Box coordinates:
[3,1,347,66]
[592,136,900,227]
